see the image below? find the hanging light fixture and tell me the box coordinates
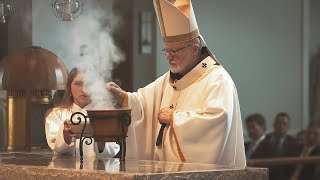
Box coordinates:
[0,0,13,24]
[52,0,83,21]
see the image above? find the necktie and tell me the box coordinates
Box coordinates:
[275,138,282,149]
[274,138,283,156]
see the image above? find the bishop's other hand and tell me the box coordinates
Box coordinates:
[157,108,174,125]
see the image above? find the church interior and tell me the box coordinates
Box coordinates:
[0,0,320,179]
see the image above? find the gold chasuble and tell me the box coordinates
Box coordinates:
[125,56,246,168]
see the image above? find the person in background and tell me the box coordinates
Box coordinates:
[263,112,300,180]
[291,121,320,180]
[245,113,273,159]
[264,112,300,157]
[106,0,245,168]
[51,90,65,108]
[296,129,306,147]
[45,67,119,158]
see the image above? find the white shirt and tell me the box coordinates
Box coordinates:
[246,135,265,159]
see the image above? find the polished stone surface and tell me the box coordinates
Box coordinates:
[0,151,268,180]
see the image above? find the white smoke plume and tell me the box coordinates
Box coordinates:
[31,1,124,109]
[66,2,124,110]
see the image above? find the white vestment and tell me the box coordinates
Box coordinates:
[45,103,119,158]
[126,56,246,168]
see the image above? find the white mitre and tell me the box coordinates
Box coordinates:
[153,0,220,64]
[153,0,199,43]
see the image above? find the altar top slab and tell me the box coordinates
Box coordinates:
[0,152,268,180]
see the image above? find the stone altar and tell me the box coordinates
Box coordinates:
[0,152,267,180]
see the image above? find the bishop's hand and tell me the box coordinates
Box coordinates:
[157,108,174,125]
[106,82,125,108]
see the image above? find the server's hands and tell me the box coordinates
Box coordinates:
[106,82,125,107]
[63,120,78,145]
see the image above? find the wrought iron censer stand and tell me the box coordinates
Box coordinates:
[70,110,131,168]
[70,112,93,164]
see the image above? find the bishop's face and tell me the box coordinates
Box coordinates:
[163,41,197,76]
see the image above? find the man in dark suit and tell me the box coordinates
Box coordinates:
[244,113,274,159]
[263,112,301,180]
[264,112,300,157]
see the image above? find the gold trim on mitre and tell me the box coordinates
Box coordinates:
[153,0,199,43]
[163,28,199,43]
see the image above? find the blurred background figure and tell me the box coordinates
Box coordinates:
[291,122,320,180]
[244,113,273,159]
[50,90,65,108]
[265,112,300,157]
[262,112,300,180]
[296,130,307,147]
